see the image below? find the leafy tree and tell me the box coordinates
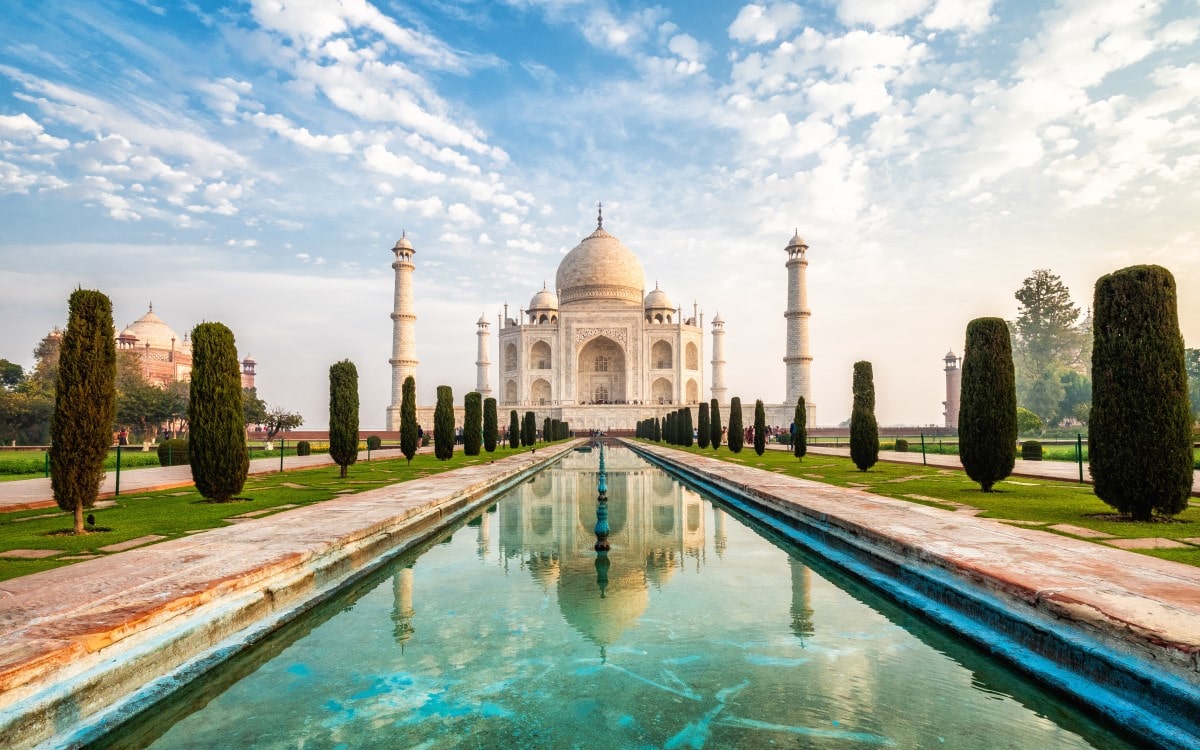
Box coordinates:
[400,376,418,464]
[116,378,169,442]
[1072,402,1091,425]
[709,398,722,449]
[849,361,878,471]
[1058,371,1091,425]
[728,397,744,453]
[1024,371,1065,425]
[959,318,1017,492]
[1090,265,1191,520]
[329,360,359,478]
[264,405,304,442]
[1186,348,1200,425]
[753,399,766,456]
[509,410,520,449]
[1012,269,1085,380]
[483,397,498,452]
[0,358,24,388]
[1015,407,1044,436]
[242,387,268,428]
[189,322,249,502]
[50,289,116,534]
[793,396,807,459]
[697,402,710,449]
[434,385,454,460]
[0,332,61,444]
[464,392,482,456]
[162,380,189,437]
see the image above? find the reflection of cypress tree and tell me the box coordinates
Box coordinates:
[392,566,415,647]
[789,557,815,639]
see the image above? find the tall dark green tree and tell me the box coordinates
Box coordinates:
[433,385,454,460]
[793,396,807,459]
[653,417,661,442]
[328,360,359,478]
[483,397,498,452]
[522,411,536,446]
[1090,266,1192,520]
[189,322,249,502]
[682,406,694,447]
[753,399,766,456]
[400,375,418,464]
[959,318,1017,492]
[543,416,552,443]
[697,402,710,449]
[463,392,482,456]
[710,398,722,449]
[728,397,744,453]
[50,289,116,534]
[509,410,520,448]
[849,361,878,471]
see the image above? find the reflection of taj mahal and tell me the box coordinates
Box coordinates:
[386,206,816,432]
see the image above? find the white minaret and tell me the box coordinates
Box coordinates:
[784,230,815,423]
[386,233,418,431]
[475,314,492,399]
[943,350,961,430]
[710,312,727,404]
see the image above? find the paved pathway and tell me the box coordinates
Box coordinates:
[769,443,1200,495]
[0,446,433,512]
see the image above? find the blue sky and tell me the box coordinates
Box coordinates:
[1,0,1197,428]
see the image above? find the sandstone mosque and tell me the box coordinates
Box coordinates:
[385,206,816,433]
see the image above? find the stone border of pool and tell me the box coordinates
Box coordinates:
[0,441,581,750]
[625,440,1200,750]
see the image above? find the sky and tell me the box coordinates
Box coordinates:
[1,0,1197,429]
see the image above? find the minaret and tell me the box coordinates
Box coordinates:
[710,312,727,404]
[943,350,961,430]
[784,230,815,423]
[475,314,492,399]
[386,233,418,431]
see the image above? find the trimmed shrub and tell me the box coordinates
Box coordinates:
[463,392,482,456]
[753,399,766,456]
[189,322,249,502]
[399,376,418,464]
[710,399,722,449]
[793,396,807,459]
[509,410,520,449]
[894,438,908,452]
[522,411,536,447]
[681,407,694,448]
[728,397,744,453]
[543,416,552,444]
[697,402,710,449]
[296,440,311,457]
[434,385,454,460]
[366,435,382,451]
[329,360,359,478]
[50,289,116,533]
[483,397,498,452]
[959,318,1017,492]
[1021,440,1042,461]
[653,417,661,442]
[849,361,878,471]
[1091,265,1192,520]
[157,438,189,466]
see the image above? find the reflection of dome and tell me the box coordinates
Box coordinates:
[529,284,559,311]
[558,563,648,647]
[121,305,188,351]
[555,225,645,308]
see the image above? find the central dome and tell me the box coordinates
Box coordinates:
[555,225,645,308]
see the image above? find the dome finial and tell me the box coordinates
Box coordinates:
[148,301,153,312]
[597,201,603,229]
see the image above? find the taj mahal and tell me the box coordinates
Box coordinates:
[386,206,816,433]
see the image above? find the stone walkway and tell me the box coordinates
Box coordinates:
[0,441,579,750]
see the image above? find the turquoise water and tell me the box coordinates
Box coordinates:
[98,446,1132,749]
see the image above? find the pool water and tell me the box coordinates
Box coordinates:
[97,446,1133,749]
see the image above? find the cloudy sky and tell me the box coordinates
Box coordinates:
[1,0,1197,429]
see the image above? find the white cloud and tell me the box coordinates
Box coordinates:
[925,0,994,34]
[728,3,804,45]
[446,202,483,227]
[248,111,357,154]
[362,144,446,183]
[392,195,444,217]
[837,0,932,30]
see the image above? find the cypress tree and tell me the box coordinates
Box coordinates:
[400,375,418,464]
[666,412,675,444]
[682,406,694,447]
[653,417,661,442]
[728,397,744,453]
[849,361,879,471]
[433,385,454,460]
[754,399,766,456]
[50,289,116,534]
[509,410,520,448]
[463,392,482,456]
[1091,266,1192,519]
[483,397,498,453]
[710,399,722,450]
[793,396,807,459]
[523,411,536,446]
[189,322,249,502]
[697,402,710,449]
[543,416,552,444]
[328,360,359,478]
[959,318,1017,492]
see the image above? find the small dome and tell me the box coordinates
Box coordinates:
[711,311,724,325]
[242,355,256,365]
[122,306,186,352]
[944,350,957,360]
[477,313,489,325]
[393,233,413,251]
[786,229,807,250]
[555,224,645,308]
[643,284,674,310]
[528,284,559,311]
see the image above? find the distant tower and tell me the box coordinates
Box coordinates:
[710,312,727,404]
[943,350,962,430]
[386,234,418,431]
[240,356,256,389]
[784,230,815,423]
[475,314,492,399]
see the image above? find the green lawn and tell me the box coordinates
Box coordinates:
[650,442,1200,568]
[0,444,540,581]
[0,444,349,481]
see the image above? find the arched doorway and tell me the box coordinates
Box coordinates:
[651,377,672,404]
[576,336,626,403]
[531,378,551,404]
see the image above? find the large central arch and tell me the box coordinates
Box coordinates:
[576,335,626,403]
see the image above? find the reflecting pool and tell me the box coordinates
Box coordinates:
[97,446,1133,749]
